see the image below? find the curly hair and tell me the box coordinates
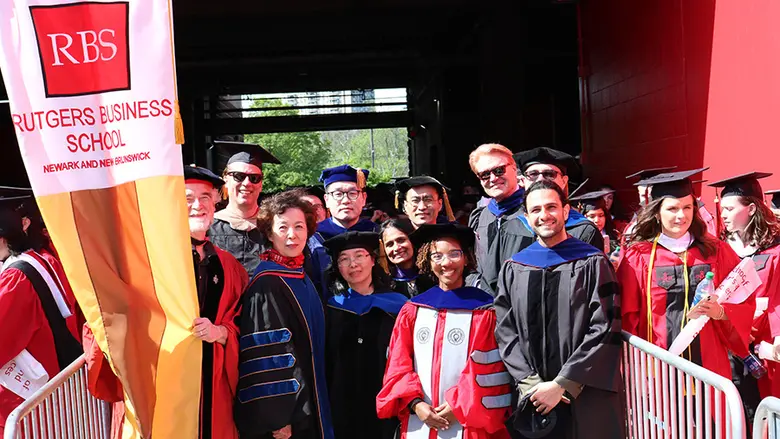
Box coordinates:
[325,251,394,296]
[256,188,318,240]
[627,196,718,258]
[720,195,780,251]
[416,239,477,279]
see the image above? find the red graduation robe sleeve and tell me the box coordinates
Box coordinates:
[210,248,247,439]
[709,241,753,358]
[444,309,511,436]
[617,244,645,336]
[376,303,425,419]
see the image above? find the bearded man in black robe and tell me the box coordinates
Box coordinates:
[494,180,623,439]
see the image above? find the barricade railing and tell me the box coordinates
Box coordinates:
[3,354,112,439]
[622,331,746,439]
[753,397,780,439]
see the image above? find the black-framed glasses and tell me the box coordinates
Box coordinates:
[406,195,438,207]
[327,190,362,201]
[227,171,263,184]
[524,170,561,181]
[430,249,464,264]
[477,165,508,181]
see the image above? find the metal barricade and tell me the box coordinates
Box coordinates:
[753,397,780,439]
[622,331,746,439]
[3,354,112,439]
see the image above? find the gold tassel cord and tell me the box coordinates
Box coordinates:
[356,168,367,190]
[442,189,455,222]
[377,239,391,274]
[174,100,185,145]
[395,190,401,210]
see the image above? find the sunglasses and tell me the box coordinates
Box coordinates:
[477,165,508,181]
[227,171,263,184]
[524,170,561,181]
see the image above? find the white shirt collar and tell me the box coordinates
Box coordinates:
[658,232,693,253]
[727,234,758,258]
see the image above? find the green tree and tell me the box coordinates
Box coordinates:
[244,99,331,193]
[321,128,409,185]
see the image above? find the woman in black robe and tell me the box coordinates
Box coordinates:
[380,218,435,297]
[323,231,408,439]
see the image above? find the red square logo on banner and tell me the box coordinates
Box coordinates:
[30,2,130,97]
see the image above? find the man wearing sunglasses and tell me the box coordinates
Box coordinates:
[208,141,281,275]
[513,147,603,254]
[468,143,529,295]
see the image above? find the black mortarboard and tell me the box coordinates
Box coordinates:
[394,176,455,221]
[184,164,225,189]
[322,231,381,257]
[513,147,581,180]
[208,141,281,171]
[409,223,475,250]
[570,189,615,212]
[625,167,678,181]
[634,168,708,200]
[708,171,772,199]
[766,190,780,210]
[0,194,33,211]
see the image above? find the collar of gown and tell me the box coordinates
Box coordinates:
[658,232,693,253]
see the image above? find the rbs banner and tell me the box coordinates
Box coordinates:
[0,1,200,437]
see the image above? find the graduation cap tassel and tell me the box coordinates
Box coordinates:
[442,189,455,222]
[714,193,722,237]
[394,190,401,210]
[174,100,185,145]
[356,168,367,190]
[377,239,391,275]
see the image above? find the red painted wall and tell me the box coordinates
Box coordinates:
[579,0,780,216]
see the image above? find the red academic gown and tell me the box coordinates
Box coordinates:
[83,246,247,439]
[749,243,780,397]
[376,286,511,439]
[0,250,81,432]
[618,239,754,380]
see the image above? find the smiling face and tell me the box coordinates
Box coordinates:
[224,162,263,210]
[382,226,414,267]
[186,181,217,237]
[473,153,518,201]
[404,185,443,228]
[430,237,466,289]
[337,247,375,288]
[658,195,695,239]
[525,188,569,240]
[324,181,367,224]
[720,195,755,234]
[268,207,308,257]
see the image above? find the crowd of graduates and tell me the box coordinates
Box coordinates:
[1,140,780,439]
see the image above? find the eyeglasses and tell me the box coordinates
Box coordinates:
[430,249,464,264]
[227,171,263,184]
[406,196,438,207]
[337,253,371,267]
[477,165,508,181]
[524,170,561,181]
[328,190,362,201]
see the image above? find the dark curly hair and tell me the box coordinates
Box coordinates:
[719,195,780,251]
[415,239,477,280]
[627,196,718,258]
[325,250,394,296]
[257,189,318,240]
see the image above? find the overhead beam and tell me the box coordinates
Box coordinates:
[202,111,411,135]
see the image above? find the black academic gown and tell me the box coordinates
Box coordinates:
[470,205,604,296]
[325,290,407,439]
[209,218,268,275]
[235,261,334,439]
[390,266,436,299]
[494,238,623,439]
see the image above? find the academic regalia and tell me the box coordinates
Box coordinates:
[618,239,753,378]
[315,217,380,241]
[495,238,624,439]
[325,289,407,439]
[391,265,436,298]
[470,188,604,296]
[0,249,81,432]
[376,286,512,439]
[235,258,334,439]
[311,218,380,298]
[754,242,780,397]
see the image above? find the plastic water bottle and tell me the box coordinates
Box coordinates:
[692,272,715,306]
